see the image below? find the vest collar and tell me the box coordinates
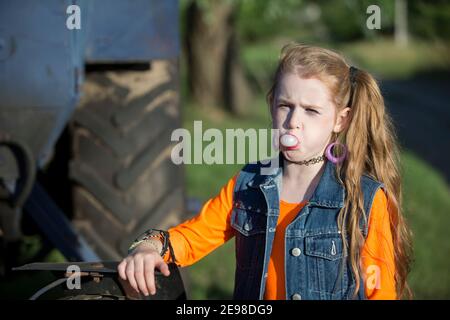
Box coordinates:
[246,153,345,208]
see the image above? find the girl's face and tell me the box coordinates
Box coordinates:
[271,72,350,163]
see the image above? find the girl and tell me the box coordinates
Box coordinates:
[118,43,413,300]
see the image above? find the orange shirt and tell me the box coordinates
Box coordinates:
[264,199,308,300]
[163,173,397,300]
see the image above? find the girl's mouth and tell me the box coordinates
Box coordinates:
[280,133,300,150]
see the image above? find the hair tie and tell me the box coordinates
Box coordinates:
[347,66,358,108]
[349,66,358,85]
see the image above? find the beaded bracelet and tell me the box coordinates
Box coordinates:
[128,230,164,255]
[128,229,177,264]
[129,238,161,254]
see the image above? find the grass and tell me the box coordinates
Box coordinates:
[339,38,450,79]
[401,151,450,299]
[241,36,450,87]
[182,98,271,200]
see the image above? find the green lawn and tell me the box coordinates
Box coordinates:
[339,38,450,79]
[401,151,450,299]
[241,37,450,86]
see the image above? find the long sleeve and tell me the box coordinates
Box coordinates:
[163,174,238,267]
[362,188,397,299]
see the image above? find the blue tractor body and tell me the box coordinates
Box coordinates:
[0,0,182,264]
[0,0,179,167]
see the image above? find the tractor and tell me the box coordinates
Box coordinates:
[0,0,187,299]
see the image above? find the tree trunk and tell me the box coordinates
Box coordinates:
[395,0,409,47]
[185,0,252,115]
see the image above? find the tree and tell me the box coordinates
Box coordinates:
[395,0,409,47]
[184,0,252,116]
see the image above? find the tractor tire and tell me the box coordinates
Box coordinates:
[69,59,185,260]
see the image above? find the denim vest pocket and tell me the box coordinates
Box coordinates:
[231,205,267,236]
[231,207,267,270]
[305,233,344,260]
[304,232,348,297]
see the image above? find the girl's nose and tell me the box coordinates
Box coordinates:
[288,107,302,130]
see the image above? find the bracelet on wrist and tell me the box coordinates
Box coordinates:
[128,229,174,260]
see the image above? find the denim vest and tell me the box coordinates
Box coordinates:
[230,154,384,300]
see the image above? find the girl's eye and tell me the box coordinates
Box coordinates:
[306,108,319,114]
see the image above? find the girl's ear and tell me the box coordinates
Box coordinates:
[333,107,351,133]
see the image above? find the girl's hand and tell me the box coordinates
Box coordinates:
[117,244,171,296]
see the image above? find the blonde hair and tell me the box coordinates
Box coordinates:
[267,43,413,299]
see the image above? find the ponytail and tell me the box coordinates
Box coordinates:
[338,67,413,299]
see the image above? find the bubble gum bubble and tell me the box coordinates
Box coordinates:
[280,134,299,147]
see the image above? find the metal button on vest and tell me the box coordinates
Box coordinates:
[291,247,301,257]
[292,293,302,300]
[244,223,251,231]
